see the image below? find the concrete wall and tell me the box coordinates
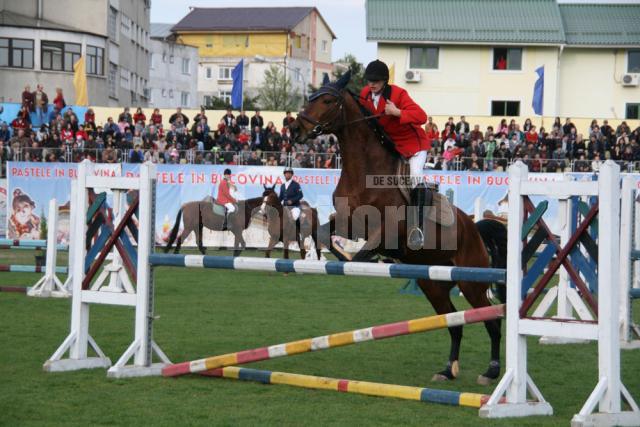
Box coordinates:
[558,48,640,119]
[148,39,198,108]
[177,33,288,58]
[0,26,108,105]
[378,43,640,122]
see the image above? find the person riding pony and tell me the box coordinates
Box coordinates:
[360,59,433,248]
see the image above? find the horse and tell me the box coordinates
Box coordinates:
[164,197,264,256]
[259,185,322,260]
[291,73,508,385]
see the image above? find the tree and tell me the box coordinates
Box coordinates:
[256,65,301,111]
[307,54,366,96]
[332,54,366,94]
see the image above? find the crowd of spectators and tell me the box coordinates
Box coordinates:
[1,90,639,174]
[426,115,640,173]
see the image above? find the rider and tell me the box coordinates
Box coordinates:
[359,59,432,248]
[279,166,303,222]
[216,168,237,230]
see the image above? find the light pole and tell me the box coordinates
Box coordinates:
[254,55,307,104]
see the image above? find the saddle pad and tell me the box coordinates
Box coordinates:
[212,202,226,216]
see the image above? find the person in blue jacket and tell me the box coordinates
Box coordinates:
[279,166,303,221]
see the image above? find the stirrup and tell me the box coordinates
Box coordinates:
[407,226,424,250]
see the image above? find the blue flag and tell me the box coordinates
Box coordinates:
[231,59,243,109]
[532,66,544,116]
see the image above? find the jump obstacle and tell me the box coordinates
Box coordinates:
[620,176,640,349]
[0,196,75,298]
[162,304,505,377]
[43,160,640,426]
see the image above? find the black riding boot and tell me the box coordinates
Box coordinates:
[408,183,427,250]
[222,210,228,231]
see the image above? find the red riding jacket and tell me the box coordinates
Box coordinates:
[216,179,237,205]
[359,84,430,158]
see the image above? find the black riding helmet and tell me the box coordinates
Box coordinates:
[364,60,389,82]
[224,168,232,175]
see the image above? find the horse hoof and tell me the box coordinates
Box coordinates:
[477,375,496,386]
[431,373,450,382]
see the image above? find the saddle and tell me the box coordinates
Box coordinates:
[211,201,226,217]
[396,160,455,227]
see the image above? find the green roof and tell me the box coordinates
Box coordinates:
[559,4,640,46]
[366,0,640,47]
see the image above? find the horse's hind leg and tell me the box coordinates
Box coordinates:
[417,279,462,381]
[197,217,206,255]
[176,224,194,254]
[458,280,502,385]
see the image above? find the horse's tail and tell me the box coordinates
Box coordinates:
[476,218,507,304]
[164,208,183,253]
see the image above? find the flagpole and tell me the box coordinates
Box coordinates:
[240,58,244,112]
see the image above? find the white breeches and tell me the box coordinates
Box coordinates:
[409,150,428,188]
[289,207,301,221]
[224,203,236,213]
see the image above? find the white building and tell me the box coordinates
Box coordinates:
[148,23,198,109]
[0,0,150,107]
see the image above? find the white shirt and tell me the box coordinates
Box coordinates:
[372,92,381,109]
[284,178,292,190]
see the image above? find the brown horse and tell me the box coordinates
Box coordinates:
[164,197,264,256]
[291,75,507,385]
[259,185,322,260]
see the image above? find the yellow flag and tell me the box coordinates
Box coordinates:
[388,63,395,85]
[73,56,88,106]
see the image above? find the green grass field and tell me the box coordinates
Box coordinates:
[1,248,639,426]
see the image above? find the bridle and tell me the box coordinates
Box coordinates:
[297,85,383,140]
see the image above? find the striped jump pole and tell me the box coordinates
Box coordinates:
[163,304,505,377]
[149,254,506,284]
[0,265,68,274]
[0,238,69,251]
[202,366,496,409]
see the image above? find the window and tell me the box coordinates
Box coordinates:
[41,41,80,71]
[222,34,248,48]
[322,72,329,83]
[181,58,190,74]
[205,43,212,48]
[150,53,155,69]
[491,100,520,116]
[295,35,302,49]
[181,91,189,106]
[86,45,104,75]
[409,46,439,69]
[203,95,212,106]
[218,90,231,104]
[322,40,328,53]
[205,67,212,79]
[626,103,640,120]
[162,53,167,62]
[628,50,640,73]
[120,67,130,89]
[169,55,174,64]
[108,7,118,40]
[294,67,302,82]
[162,89,166,97]
[108,62,117,98]
[168,89,174,98]
[0,38,34,69]
[120,14,131,38]
[218,66,232,80]
[493,48,522,70]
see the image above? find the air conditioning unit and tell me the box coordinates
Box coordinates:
[404,69,421,83]
[622,73,639,87]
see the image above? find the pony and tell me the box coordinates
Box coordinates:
[259,185,322,260]
[164,197,264,256]
[291,72,508,385]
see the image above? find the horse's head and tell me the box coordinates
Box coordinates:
[259,184,279,216]
[292,70,352,143]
